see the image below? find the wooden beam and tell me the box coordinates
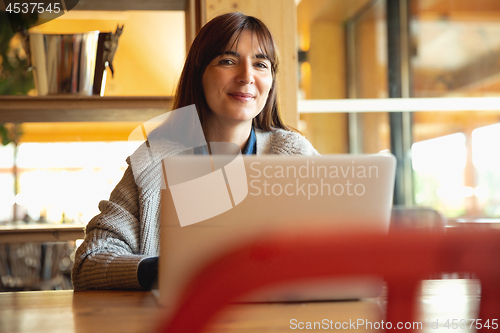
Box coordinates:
[185,0,206,50]
[449,49,500,92]
[416,0,500,15]
[413,48,500,96]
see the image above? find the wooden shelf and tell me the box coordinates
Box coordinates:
[0,224,86,243]
[0,96,173,122]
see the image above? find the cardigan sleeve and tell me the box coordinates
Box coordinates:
[71,165,150,290]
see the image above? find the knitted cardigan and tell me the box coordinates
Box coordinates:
[72,129,319,290]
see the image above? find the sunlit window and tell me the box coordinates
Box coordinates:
[472,123,500,217]
[412,133,467,217]
[412,126,500,219]
[0,143,15,222]
[0,141,142,224]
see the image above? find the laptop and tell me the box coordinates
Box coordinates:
[155,154,396,309]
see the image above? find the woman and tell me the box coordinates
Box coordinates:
[72,12,318,290]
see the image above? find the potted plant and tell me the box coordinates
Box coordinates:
[0,12,39,144]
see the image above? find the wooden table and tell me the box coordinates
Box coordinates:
[0,224,85,244]
[0,280,482,333]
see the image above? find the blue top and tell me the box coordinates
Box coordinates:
[193,127,257,155]
[242,126,257,155]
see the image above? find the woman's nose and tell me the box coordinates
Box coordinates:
[236,62,254,84]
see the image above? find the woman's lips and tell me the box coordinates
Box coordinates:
[228,93,254,102]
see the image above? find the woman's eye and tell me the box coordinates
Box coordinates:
[219,59,235,65]
[255,62,269,69]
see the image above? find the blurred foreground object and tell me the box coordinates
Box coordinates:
[158,230,500,333]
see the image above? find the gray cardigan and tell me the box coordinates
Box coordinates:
[72,129,319,290]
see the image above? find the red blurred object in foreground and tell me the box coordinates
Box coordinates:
[157,229,500,333]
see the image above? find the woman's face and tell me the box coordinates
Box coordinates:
[202,30,273,127]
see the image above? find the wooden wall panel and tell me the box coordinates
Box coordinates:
[355,13,390,154]
[301,21,348,154]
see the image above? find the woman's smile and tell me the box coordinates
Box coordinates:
[228,92,255,102]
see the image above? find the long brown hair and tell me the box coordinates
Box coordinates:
[172,12,291,133]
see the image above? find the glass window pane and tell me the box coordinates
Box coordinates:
[412,133,467,217]
[472,123,500,217]
[13,141,141,224]
[411,0,500,219]
[0,143,15,223]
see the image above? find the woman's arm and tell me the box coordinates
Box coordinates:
[72,139,183,290]
[71,165,151,290]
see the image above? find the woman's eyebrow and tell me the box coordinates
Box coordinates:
[222,50,239,57]
[255,54,270,60]
[221,50,270,60]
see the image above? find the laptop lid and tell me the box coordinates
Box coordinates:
[157,154,396,308]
